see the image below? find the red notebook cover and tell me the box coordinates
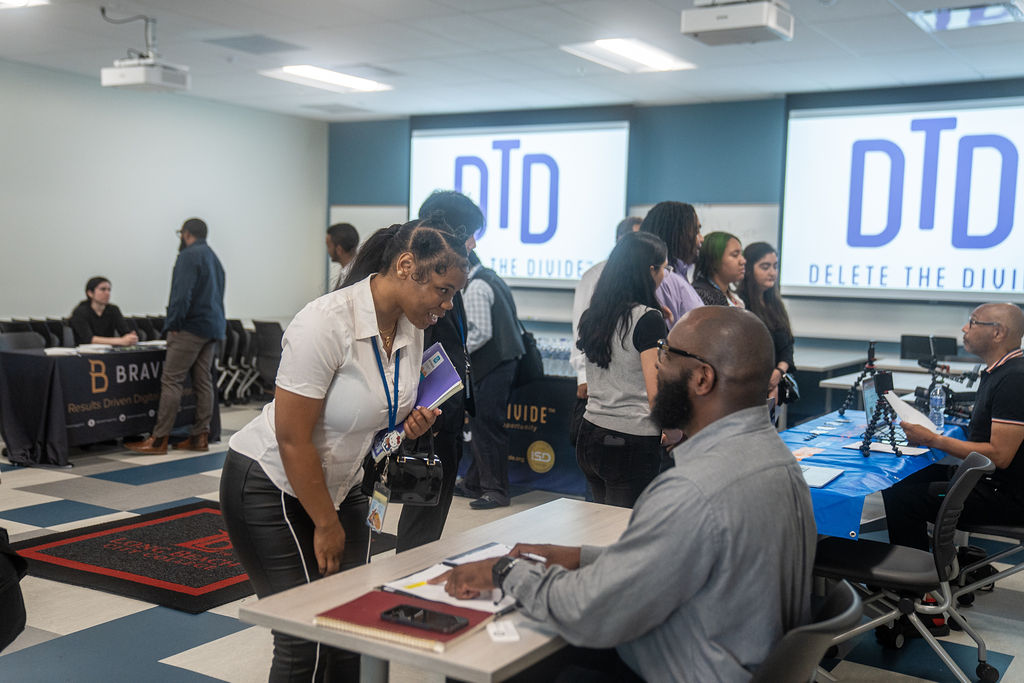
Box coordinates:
[313,590,493,653]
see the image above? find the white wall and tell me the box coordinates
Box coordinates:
[0,59,328,323]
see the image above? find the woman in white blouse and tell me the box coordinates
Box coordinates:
[220,217,469,682]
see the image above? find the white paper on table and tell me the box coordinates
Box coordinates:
[842,441,929,456]
[443,542,513,566]
[382,563,516,614]
[884,391,941,433]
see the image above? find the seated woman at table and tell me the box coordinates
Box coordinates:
[576,231,670,508]
[69,276,138,346]
[692,232,746,308]
[219,216,468,682]
[737,242,796,405]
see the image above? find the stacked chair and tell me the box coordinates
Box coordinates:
[252,320,284,399]
[217,319,261,405]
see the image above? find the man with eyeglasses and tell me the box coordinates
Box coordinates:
[883,303,1024,551]
[432,307,815,682]
[126,218,225,455]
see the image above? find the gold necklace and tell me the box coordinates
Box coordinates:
[378,321,398,348]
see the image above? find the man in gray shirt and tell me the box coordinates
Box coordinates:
[434,307,816,682]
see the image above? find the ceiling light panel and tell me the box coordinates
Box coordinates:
[908,2,1024,32]
[260,65,392,93]
[559,39,696,73]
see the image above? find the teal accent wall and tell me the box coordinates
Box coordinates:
[327,99,786,207]
[328,119,410,205]
[628,99,785,205]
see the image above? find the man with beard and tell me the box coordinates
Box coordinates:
[431,307,816,682]
[127,218,225,455]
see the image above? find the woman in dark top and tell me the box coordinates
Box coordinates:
[737,242,796,403]
[692,231,746,307]
[69,277,137,346]
[576,232,670,507]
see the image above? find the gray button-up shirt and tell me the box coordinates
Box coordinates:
[505,405,816,682]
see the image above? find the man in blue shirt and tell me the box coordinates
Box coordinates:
[127,218,226,455]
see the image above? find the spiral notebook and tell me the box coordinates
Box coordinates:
[313,590,493,653]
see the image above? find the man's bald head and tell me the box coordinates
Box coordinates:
[668,306,774,407]
[978,303,1024,344]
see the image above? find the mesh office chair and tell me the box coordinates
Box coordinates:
[252,320,284,396]
[750,580,862,683]
[814,452,998,683]
[0,331,46,351]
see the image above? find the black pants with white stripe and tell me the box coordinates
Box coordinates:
[220,449,369,682]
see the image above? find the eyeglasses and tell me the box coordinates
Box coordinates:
[968,318,1001,329]
[656,339,715,371]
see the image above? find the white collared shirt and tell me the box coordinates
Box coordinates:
[229,275,422,501]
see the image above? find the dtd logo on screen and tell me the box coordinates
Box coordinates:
[410,124,629,282]
[848,116,1017,249]
[456,139,558,245]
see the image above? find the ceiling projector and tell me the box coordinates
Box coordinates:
[101,57,190,92]
[681,0,795,45]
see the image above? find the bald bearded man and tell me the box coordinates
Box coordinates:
[431,308,816,683]
[884,303,1024,551]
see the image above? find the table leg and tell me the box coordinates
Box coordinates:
[360,655,389,683]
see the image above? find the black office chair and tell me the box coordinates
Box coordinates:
[0,321,32,334]
[28,320,58,347]
[750,580,862,683]
[252,320,284,395]
[900,334,957,361]
[814,452,998,683]
[0,331,46,351]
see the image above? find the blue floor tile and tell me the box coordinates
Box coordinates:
[89,451,227,485]
[0,607,245,682]
[131,497,209,515]
[845,632,1013,682]
[0,499,121,527]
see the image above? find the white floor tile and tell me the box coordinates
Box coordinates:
[0,519,42,536]
[0,468,78,488]
[0,488,62,512]
[20,577,153,635]
[47,510,138,532]
[159,625,273,683]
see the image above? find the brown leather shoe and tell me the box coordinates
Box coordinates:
[172,432,209,452]
[124,435,169,455]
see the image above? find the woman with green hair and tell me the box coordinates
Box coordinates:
[692,231,746,308]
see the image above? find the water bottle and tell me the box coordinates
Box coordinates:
[929,381,946,429]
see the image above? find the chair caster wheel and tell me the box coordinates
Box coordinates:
[958,592,976,607]
[976,662,999,682]
[875,623,906,649]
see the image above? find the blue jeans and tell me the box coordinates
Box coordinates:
[575,419,661,508]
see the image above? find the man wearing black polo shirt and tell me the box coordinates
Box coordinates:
[883,302,1024,551]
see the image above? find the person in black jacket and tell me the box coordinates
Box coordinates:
[737,242,795,404]
[460,244,525,509]
[68,277,138,346]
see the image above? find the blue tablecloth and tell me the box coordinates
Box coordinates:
[782,410,964,539]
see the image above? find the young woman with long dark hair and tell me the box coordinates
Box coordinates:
[576,231,669,507]
[220,216,468,682]
[638,201,704,322]
[737,242,795,403]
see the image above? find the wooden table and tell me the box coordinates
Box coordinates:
[238,498,631,683]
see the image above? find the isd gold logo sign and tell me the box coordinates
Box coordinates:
[526,440,555,473]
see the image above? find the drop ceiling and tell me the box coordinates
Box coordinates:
[2,0,1022,121]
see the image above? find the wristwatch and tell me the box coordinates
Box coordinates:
[492,556,519,596]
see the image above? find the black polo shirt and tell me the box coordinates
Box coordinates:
[969,350,1024,485]
[69,301,131,345]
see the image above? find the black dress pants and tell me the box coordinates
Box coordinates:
[882,463,1024,551]
[220,450,369,682]
[575,418,661,508]
[465,360,517,505]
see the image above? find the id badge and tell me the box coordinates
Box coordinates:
[366,481,390,533]
[371,428,404,464]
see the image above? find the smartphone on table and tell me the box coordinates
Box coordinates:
[380,604,469,634]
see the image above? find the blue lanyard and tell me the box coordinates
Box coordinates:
[371,341,401,431]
